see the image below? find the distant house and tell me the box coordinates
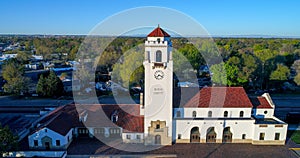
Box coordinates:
[25,63,43,70]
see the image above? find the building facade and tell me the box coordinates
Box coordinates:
[28,26,288,151]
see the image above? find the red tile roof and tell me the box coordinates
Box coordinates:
[35,104,144,136]
[83,104,144,133]
[250,97,273,109]
[147,25,170,37]
[35,104,84,136]
[184,87,253,108]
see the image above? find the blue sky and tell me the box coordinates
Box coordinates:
[1,0,300,36]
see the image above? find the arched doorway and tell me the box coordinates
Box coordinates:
[222,127,233,143]
[206,127,216,143]
[41,136,52,150]
[190,127,200,143]
[155,135,161,145]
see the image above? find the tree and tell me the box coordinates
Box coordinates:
[36,71,64,97]
[36,75,47,96]
[178,43,204,70]
[292,60,300,74]
[269,64,290,81]
[2,59,30,95]
[0,124,18,156]
[112,51,144,88]
[294,73,300,86]
[225,62,239,86]
[210,63,227,86]
[16,51,32,64]
[254,49,278,88]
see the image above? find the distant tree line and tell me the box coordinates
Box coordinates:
[1,36,300,93]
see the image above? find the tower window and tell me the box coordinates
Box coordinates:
[192,111,197,117]
[156,50,162,62]
[224,111,228,118]
[157,38,161,43]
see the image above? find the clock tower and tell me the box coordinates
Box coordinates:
[143,25,173,145]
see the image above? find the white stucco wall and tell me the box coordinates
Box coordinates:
[253,123,287,141]
[122,133,144,143]
[174,119,255,141]
[28,127,73,148]
[253,108,274,118]
[174,108,252,119]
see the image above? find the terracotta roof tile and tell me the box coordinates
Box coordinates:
[184,87,253,108]
[36,104,144,135]
[83,104,144,133]
[36,104,84,135]
[147,26,170,37]
[250,97,273,109]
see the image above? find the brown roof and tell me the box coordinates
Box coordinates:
[147,25,170,37]
[184,87,253,108]
[83,104,144,133]
[250,97,273,109]
[36,104,83,136]
[35,103,144,135]
[46,112,76,135]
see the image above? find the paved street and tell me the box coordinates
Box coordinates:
[66,138,299,158]
[0,96,72,107]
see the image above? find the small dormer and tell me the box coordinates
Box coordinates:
[111,110,119,123]
[79,110,88,122]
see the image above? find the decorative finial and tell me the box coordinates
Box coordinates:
[158,24,160,28]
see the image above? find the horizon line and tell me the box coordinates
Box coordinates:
[0,33,300,39]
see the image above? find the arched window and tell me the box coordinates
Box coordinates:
[192,111,197,117]
[224,111,228,118]
[156,50,162,62]
[240,111,244,118]
[208,111,212,117]
[176,111,181,117]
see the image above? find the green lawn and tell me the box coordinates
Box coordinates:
[289,130,300,144]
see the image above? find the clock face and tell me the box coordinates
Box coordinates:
[154,70,164,80]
